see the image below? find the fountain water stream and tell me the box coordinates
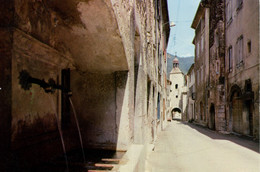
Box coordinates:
[49,96,69,171]
[54,112,69,171]
[69,97,86,163]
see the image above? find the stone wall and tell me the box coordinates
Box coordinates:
[208,0,226,131]
[225,0,259,139]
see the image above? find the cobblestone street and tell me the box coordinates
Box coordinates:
[146,121,260,172]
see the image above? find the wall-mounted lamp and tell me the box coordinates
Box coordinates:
[163,21,176,27]
[169,21,176,27]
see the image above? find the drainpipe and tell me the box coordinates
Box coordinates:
[223,0,227,131]
[155,0,159,129]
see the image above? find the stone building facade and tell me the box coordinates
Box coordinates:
[225,0,259,139]
[191,4,210,126]
[0,0,170,170]
[206,0,226,131]
[191,0,259,140]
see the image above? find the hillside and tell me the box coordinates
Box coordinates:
[167,53,194,77]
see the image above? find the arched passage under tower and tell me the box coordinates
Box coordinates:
[171,107,182,120]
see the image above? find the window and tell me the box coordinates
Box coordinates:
[201,34,204,52]
[247,40,251,54]
[201,67,203,82]
[196,42,200,58]
[197,70,200,86]
[237,36,243,67]
[201,18,205,31]
[237,0,243,11]
[228,46,233,72]
[216,61,219,74]
[227,1,233,23]
[157,93,160,120]
[175,84,178,89]
[176,95,178,98]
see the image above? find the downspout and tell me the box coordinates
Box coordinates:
[155,0,159,126]
[223,0,228,130]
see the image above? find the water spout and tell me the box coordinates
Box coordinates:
[18,70,67,93]
[69,97,86,163]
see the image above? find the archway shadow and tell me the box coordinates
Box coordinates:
[178,121,259,153]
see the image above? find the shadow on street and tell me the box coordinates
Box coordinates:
[176,121,259,154]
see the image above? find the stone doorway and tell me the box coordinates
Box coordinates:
[209,104,215,130]
[245,100,253,136]
[200,101,204,121]
[231,92,243,134]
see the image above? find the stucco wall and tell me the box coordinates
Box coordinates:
[169,71,185,109]
[71,71,117,149]
[0,0,170,169]
[225,0,259,138]
[11,30,71,145]
[0,28,12,170]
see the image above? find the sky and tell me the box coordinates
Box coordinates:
[167,0,201,57]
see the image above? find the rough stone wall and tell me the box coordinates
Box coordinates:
[208,0,226,131]
[209,0,224,48]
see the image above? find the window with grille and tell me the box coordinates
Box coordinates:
[196,42,200,58]
[237,0,243,11]
[226,1,233,23]
[236,36,243,67]
[228,46,233,72]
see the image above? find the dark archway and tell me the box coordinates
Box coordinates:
[200,101,204,121]
[245,100,253,136]
[171,107,182,120]
[209,104,215,130]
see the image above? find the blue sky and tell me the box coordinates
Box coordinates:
[167,0,201,57]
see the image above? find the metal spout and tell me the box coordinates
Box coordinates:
[18,70,71,95]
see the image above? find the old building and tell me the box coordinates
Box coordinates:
[186,64,195,121]
[169,57,186,120]
[205,0,226,131]
[225,0,259,139]
[0,0,170,170]
[191,3,210,126]
[191,0,259,140]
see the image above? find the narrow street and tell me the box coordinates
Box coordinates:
[146,121,260,172]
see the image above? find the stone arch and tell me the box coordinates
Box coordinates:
[171,107,182,120]
[229,84,242,102]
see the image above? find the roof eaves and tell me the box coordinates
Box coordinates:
[191,2,204,29]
